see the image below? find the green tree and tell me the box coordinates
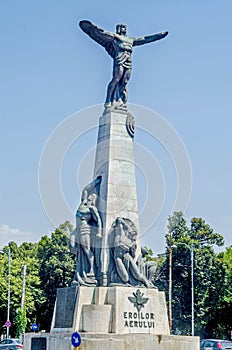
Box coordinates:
[222,246,232,303]
[37,221,75,331]
[0,241,44,337]
[206,246,232,338]
[156,212,226,337]
[0,221,76,335]
[17,242,45,334]
[0,246,9,336]
[15,308,27,337]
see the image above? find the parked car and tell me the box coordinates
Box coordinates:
[200,339,232,349]
[0,339,23,350]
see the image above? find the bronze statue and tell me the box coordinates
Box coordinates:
[79,20,168,112]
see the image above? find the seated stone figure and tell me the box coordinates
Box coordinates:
[109,217,154,288]
[136,247,157,286]
[70,177,102,286]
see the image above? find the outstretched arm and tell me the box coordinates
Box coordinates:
[133,31,168,46]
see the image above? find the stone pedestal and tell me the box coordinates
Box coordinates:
[24,332,200,350]
[107,286,169,334]
[94,112,139,233]
[51,286,95,333]
[50,286,169,335]
[25,286,199,349]
[82,305,112,333]
[93,111,140,285]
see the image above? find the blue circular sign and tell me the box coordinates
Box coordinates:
[5,320,11,328]
[32,323,38,331]
[71,332,81,347]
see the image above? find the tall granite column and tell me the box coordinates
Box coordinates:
[93,110,140,286]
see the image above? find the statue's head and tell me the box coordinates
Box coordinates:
[116,23,127,35]
[87,193,96,206]
[141,246,149,257]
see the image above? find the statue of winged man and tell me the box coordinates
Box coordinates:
[79,20,168,112]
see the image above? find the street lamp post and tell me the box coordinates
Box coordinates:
[168,232,173,333]
[7,246,11,339]
[172,243,194,336]
[190,245,194,336]
[0,244,11,338]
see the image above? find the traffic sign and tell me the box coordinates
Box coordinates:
[32,323,38,331]
[71,332,81,347]
[5,320,11,328]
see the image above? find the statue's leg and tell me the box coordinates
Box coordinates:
[129,257,153,287]
[80,233,95,276]
[115,257,129,283]
[119,68,131,103]
[82,246,94,275]
[105,65,124,105]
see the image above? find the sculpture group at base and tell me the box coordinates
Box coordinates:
[70,178,157,289]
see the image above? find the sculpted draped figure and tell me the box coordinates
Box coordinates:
[70,176,102,286]
[79,20,168,112]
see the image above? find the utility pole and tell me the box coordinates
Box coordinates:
[190,245,194,336]
[19,264,27,341]
[168,230,173,333]
[21,265,26,310]
[7,245,11,339]
[0,244,11,339]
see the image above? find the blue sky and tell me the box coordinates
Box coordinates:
[0,1,231,254]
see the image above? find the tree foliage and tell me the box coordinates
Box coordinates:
[36,221,75,331]
[0,221,76,336]
[156,212,231,338]
[15,308,27,337]
[0,241,44,336]
[0,217,231,339]
[207,246,232,339]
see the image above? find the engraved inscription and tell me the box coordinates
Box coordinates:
[123,311,155,329]
[54,287,77,328]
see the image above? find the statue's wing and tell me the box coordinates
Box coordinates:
[79,20,115,58]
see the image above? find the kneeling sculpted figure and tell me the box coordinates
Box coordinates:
[109,217,154,288]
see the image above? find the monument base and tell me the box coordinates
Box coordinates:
[24,286,199,349]
[50,286,169,335]
[24,332,200,350]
